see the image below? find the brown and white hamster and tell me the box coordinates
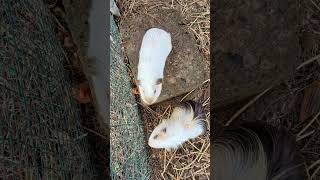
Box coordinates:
[148,100,207,150]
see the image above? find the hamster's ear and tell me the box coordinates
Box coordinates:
[156,78,163,85]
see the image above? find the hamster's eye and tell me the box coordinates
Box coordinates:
[154,90,156,94]
[156,78,163,85]
[162,128,166,133]
[153,135,159,139]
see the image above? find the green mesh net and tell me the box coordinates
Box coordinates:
[110,12,151,179]
[0,0,97,179]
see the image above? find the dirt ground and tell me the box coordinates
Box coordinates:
[117,0,210,179]
[213,0,320,179]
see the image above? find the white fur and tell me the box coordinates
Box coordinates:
[148,104,205,150]
[137,28,172,105]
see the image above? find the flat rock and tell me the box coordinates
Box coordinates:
[120,8,209,104]
[212,0,302,108]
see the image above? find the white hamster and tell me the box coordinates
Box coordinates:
[137,28,172,105]
[148,101,206,150]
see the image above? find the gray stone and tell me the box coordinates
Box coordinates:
[120,9,209,104]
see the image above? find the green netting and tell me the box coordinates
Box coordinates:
[0,0,97,179]
[110,13,151,179]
